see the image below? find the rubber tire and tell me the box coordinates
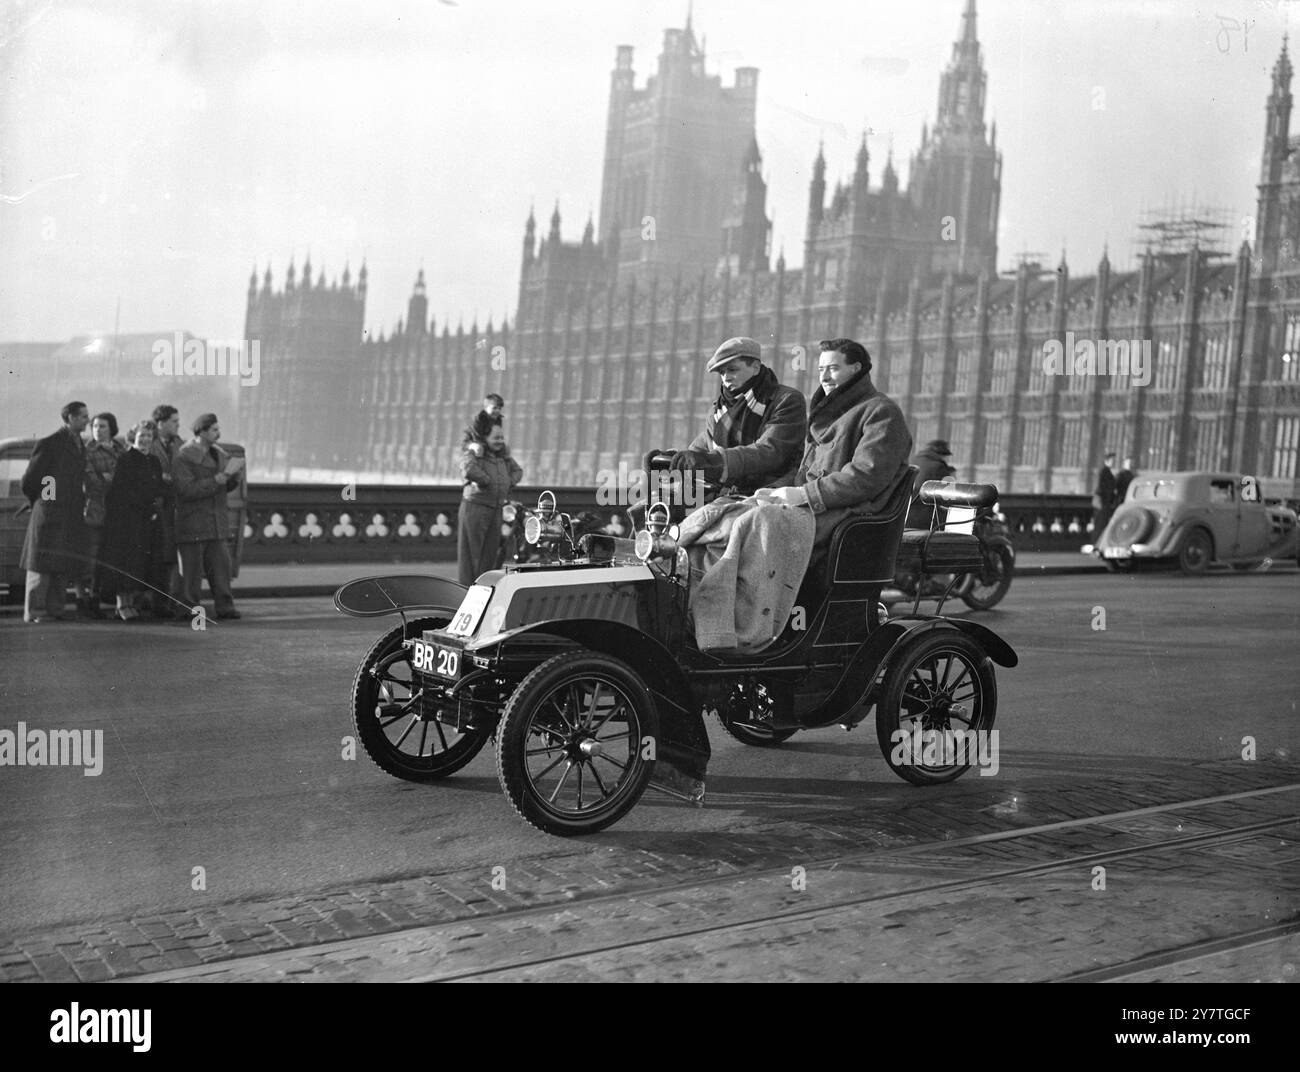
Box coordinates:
[959,542,1014,610]
[351,617,490,782]
[1109,507,1153,546]
[1177,528,1213,575]
[495,651,658,836]
[875,630,997,786]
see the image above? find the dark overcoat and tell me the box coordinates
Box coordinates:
[19,426,88,574]
[688,381,808,494]
[100,449,164,586]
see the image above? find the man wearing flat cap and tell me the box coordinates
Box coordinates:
[173,413,241,621]
[667,336,806,500]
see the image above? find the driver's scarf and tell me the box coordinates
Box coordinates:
[705,363,779,449]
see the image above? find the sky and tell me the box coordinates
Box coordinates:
[0,0,1292,343]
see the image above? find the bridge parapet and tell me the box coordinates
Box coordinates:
[238,484,1094,564]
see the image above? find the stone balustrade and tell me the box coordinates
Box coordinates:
[236,483,1096,565]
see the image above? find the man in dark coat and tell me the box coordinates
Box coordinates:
[909,438,957,527]
[759,338,913,545]
[1093,452,1118,535]
[1113,456,1136,508]
[668,336,807,500]
[174,413,241,620]
[20,401,90,622]
[149,404,184,610]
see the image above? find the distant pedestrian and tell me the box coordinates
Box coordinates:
[101,420,165,622]
[458,423,523,585]
[174,413,242,621]
[1093,452,1117,534]
[149,404,185,615]
[1114,456,1136,508]
[78,412,126,617]
[462,393,505,456]
[19,401,90,623]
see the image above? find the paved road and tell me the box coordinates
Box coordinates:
[0,571,1296,980]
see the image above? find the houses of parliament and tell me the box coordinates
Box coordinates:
[240,1,1300,495]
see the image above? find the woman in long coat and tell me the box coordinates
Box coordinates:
[101,420,165,621]
[78,412,125,615]
[457,423,523,586]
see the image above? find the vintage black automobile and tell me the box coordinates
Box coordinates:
[335,465,1018,837]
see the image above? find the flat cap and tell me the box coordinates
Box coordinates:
[706,336,761,373]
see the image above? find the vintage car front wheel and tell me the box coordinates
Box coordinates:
[875,631,997,786]
[1177,528,1213,575]
[496,651,659,836]
[351,618,490,782]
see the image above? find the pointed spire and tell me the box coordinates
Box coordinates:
[549,201,561,242]
[854,133,869,184]
[961,0,978,46]
[341,262,351,287]
[582,213,594,245]
[414,268,426,295]
[813,140,826,177]
[302,251,312,288]
[317,266,326,288]
[285,257,296,289]
[248,265,258,291]
[262,265,272,291]
[1275,32,1293,86]
[776,246,786,271]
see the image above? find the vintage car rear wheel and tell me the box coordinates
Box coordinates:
[958,542,1014,610]
[351,617,490,782]
[874,631,997,786]
[496,651,658,836]
[1177,528,1213,575]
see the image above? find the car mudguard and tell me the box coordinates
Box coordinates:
[800,616,1018,729]
[333,574,469,618]
[479,618,710,791]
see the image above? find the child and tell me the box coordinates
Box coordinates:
[462,393,504,456]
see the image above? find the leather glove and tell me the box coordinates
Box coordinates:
[668,449,723,484]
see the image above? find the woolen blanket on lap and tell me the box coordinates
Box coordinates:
[676,497,815,653]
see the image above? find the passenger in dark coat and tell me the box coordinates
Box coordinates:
[101,421,165,621]
[19,401,90,622]
[173,413,241,620]
[458,424,523,585]
[758,339,913,546]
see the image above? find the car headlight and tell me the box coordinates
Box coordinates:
[524,515,541,544]
[502,504,517,523]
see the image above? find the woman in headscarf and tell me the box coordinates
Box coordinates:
[77,412,125,618]
[100,419,165,621]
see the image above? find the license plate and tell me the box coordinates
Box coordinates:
[447,585,492,637]
[1103,547,1132,559]
[412,640,461,680]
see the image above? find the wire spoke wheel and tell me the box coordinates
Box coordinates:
[350,617,489,782]
[875,631,997,786]
[496,651,658,835]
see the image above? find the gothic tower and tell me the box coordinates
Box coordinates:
[908,0,1001,279]
[597,15,761,280]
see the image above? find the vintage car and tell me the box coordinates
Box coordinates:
[0,434,249,600]
[336,465,1018,837]
[1082,470,1300,574]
